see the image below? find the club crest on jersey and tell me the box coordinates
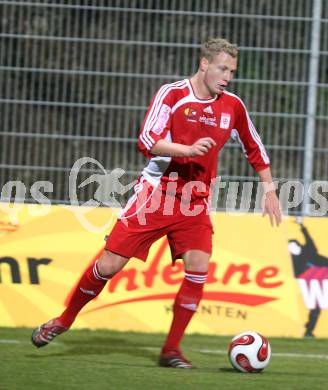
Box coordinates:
[220,113,231,129]
[184,107,197,122]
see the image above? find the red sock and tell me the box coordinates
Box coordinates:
[162,270,207,353]
[58,261,110,328]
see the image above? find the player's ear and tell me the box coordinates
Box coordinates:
[200,57,209,72]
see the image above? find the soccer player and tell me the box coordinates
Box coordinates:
[31,38,281,368]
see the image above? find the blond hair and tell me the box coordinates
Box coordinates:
[200,38,238,62]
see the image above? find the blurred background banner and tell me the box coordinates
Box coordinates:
[1,205,328,337]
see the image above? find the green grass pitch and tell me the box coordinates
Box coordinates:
[1,328,328,390]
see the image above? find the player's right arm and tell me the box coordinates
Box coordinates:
[138,82,215,158]
[150,137,216,157]
[138,83,176,158]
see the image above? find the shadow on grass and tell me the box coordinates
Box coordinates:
[26,335,159,366]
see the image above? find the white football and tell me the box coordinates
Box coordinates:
[228,331,271,373]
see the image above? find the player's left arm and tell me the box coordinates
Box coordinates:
[233,98,281,226]
[257,167,282,227]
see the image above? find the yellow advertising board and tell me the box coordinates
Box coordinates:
[285,218,328,338]
[1,204,327,337]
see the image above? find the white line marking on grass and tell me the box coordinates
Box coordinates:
[0,339,61,345]
[141,347,328,360]
[197,348,328,360]
[1,340,328,360]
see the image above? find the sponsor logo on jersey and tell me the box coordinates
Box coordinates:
[184,107,197,122]
[153,104,171,135]
[199,115,217,127]
[203,105,213,114]
[220,113,231,129]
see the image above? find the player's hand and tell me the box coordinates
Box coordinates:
[262,190,282,227]
[188,137,216,157]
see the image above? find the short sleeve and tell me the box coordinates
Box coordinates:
[232,98,270,172]
[138,85,173,158]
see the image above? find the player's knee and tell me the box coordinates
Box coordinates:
[183,250,210,273]
[184,258,209,273]
[97,251,128,277]
[185,263,208,273]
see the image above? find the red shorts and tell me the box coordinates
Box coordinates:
[105,178,213,261]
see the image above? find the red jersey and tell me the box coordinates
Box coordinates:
[137,79,270,199]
